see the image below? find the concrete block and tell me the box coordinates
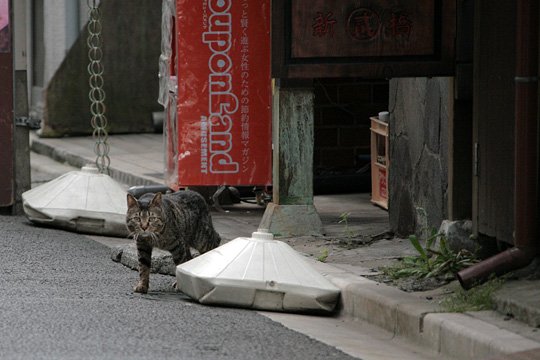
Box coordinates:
[421,313,442,354]
[493,280,540,328]
[113,243,176,276]
[338,281,418,333]
[259,203,323,237]
[395,301,441,347]
[424,312,540,359]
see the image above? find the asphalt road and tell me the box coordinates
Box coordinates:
[0,215,357,360]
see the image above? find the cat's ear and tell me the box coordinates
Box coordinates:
[150,192,163,207]
[127,193,139,208]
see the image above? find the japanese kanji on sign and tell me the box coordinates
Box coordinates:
[168,0,272,187]
[293,0,434,58]
[272,0,455,79]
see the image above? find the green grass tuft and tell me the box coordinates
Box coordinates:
[440,277,505,312]
[316,248,329,263]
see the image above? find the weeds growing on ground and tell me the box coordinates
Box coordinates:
[338,212,356,238]
[441,276,506,312]
[382,229,479,280]
[316,248,329,263]
[338,211,363,249]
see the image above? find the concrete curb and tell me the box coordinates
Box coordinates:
[312,260,540,359]
[113,243,540,359]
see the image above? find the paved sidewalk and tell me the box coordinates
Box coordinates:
[29,132,540,359]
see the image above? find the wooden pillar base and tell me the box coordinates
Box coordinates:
[259,203,323,238]
[262,84,323,237]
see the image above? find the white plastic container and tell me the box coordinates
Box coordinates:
[176,230,340,313]
[22,165,128,236]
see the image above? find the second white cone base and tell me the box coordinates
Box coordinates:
[176,231,340,313]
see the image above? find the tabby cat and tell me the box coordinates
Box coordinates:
[126,190,221,293]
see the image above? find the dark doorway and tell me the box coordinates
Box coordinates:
[313,78,389,195]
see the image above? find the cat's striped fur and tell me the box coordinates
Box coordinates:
[126,190,221,293]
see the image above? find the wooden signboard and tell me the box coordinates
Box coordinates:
[273,0,456,79]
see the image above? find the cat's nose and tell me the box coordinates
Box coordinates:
[141,223,148,230]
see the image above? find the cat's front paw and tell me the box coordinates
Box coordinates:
[133,283,148,294]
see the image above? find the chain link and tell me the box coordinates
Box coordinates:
[87,0,110,174]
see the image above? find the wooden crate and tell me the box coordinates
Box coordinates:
[370,117,389,209]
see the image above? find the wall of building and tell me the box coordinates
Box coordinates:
[30,0,88,117]
[38,0,161,136]
[388,77,451,237]
[42,0,79,84]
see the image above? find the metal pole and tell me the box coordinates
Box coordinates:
[513,0,539,251]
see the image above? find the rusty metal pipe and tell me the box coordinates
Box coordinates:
[456,248,535,290]
[457,0,539,289]
[513,0,539,251]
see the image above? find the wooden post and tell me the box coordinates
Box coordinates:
[0,0,14,211]
[12,0,30,214]
[259,81,323,237]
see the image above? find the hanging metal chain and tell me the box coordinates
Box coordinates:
[87,0,110,174]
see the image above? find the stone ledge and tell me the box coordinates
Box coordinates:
[111,243,176,276]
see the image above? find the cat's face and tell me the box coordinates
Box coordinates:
[126,193,165,239]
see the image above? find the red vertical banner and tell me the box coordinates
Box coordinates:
[175,0,272,186]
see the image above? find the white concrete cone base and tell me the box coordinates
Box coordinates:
[176,231,341,313]
[22,165,128,236]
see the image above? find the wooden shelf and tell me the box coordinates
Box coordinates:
[370,117,389,210]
